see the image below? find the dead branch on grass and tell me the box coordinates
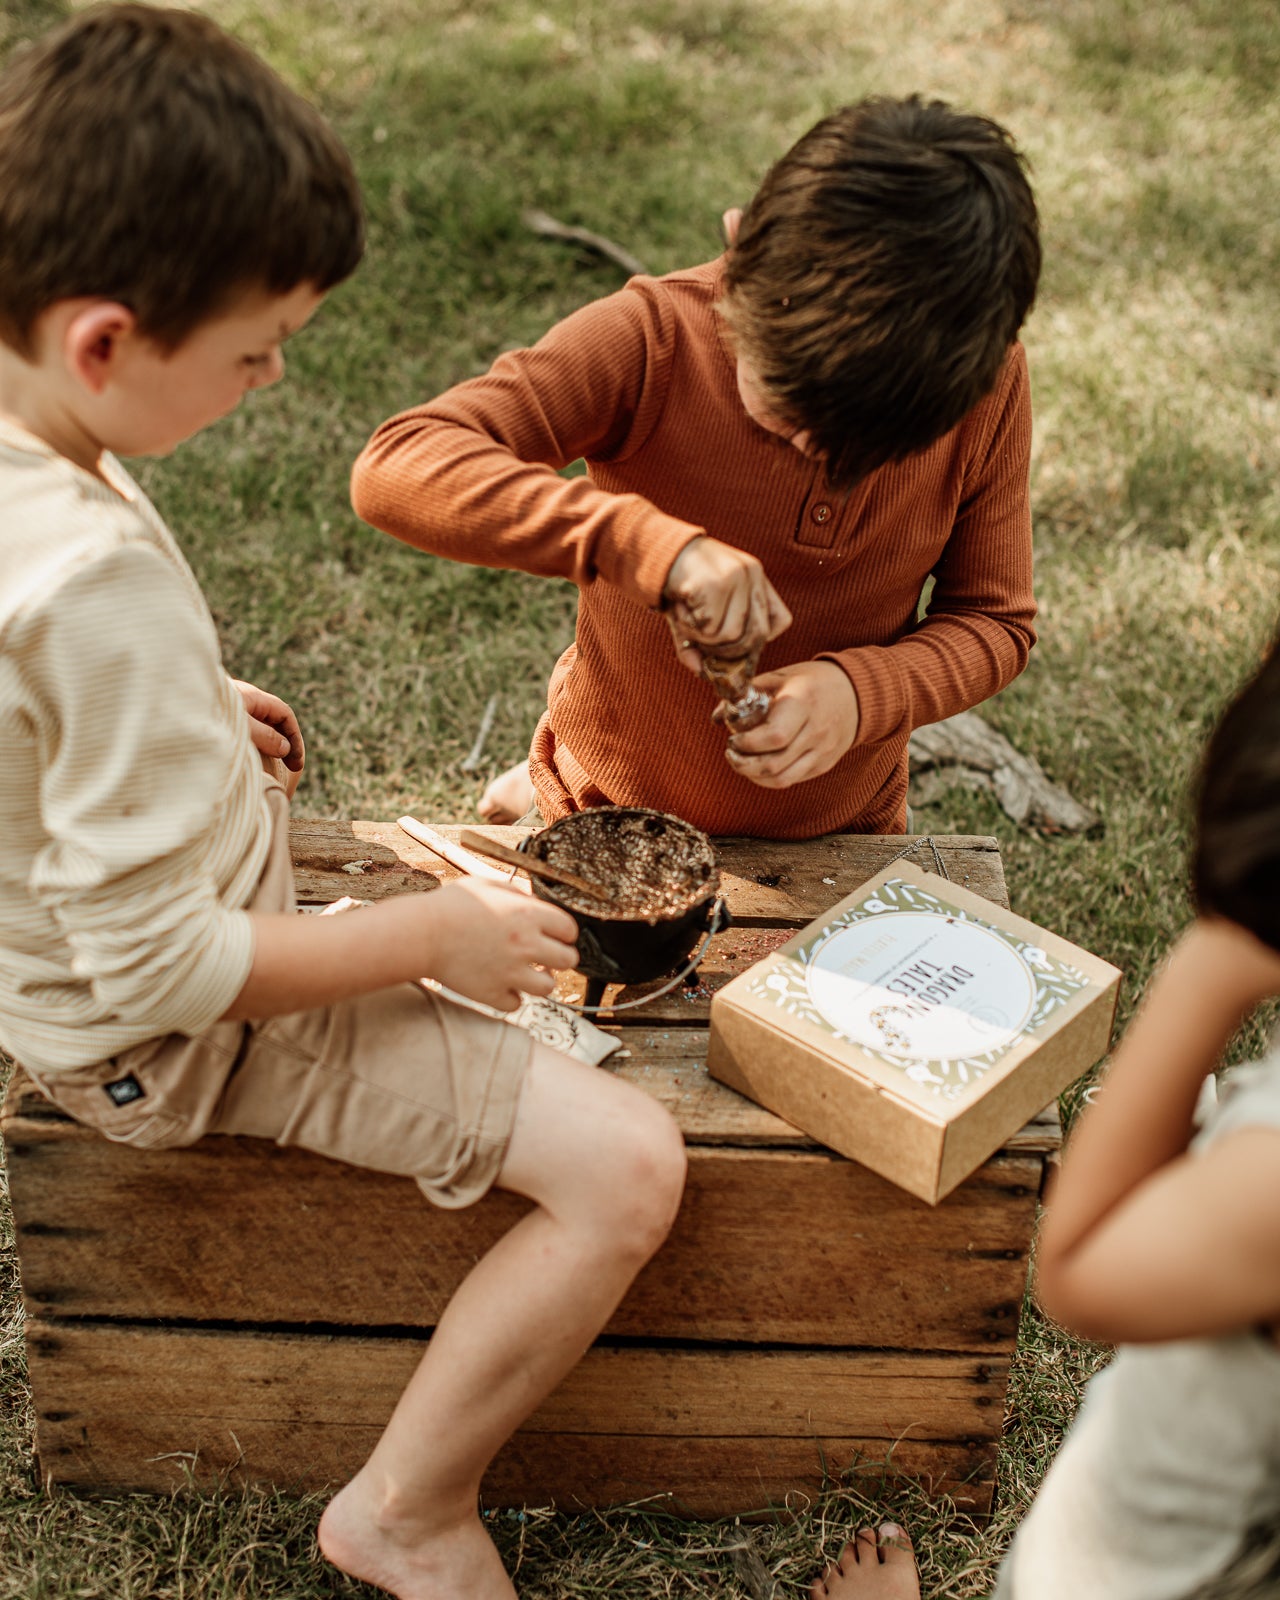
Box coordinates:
[909,711,1101,834]
[522,208,650,277]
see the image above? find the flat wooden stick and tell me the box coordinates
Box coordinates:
[459,829,607,900]
[396,817,528,889]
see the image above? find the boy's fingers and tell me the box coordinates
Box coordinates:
[248,717,292,758]
[535,904,579,943]
[727,697,803,756]
[728,735,817,788]
[765,588,793,638]
[535,937,581,971]
[665,614,706,673]
[741,585,771,657]
[700,590,741,648]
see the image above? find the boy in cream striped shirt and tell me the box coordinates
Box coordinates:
[0,10,685,1598]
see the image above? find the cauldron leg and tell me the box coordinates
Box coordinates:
[583,975,609,1011]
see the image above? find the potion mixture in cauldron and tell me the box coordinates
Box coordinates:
[530,809,718,921]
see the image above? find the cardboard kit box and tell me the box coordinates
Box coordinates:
[708,861,1121,1203]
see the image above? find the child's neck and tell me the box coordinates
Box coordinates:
[0,351,109,484]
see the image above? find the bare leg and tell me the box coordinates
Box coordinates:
[478,761,535,825]
[318,1045,687,1599]
[811,1527,920,1600]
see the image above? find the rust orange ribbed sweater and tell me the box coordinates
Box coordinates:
[352,260,1036,839]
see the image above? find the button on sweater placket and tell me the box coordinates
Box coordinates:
[795,472,839,549]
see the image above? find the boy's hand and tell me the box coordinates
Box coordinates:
[428,878,579,1012]
[719,659,859,787]
[663,536,791,670]
[231,679,306,776]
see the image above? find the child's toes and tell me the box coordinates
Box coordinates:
[810,1542,855,1596]
[808,1527,920,1599]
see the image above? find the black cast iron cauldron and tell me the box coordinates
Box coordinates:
[519,807,731,1012]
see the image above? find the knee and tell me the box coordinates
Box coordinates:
[594,1100,687,1260]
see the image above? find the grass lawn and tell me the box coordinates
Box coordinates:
[2,0,1279,1593]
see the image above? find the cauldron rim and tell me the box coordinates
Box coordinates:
[524,806,719,925]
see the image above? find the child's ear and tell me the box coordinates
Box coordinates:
[63,302,138,395]
[721,207,744,249]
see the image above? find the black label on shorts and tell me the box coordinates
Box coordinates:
[104,1073,145,1107]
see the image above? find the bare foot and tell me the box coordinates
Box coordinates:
[318,1477,517,1600]
[811,1525,920,1600]
[478,762,535,825]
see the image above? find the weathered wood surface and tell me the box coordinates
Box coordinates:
[289,821,1009,920]
[2,824,1050,1513]
[26,1321,1003,1511]
[5,1096,1038,1349]
[3,1043,1060,1154]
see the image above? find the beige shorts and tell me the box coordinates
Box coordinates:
[28,786,532,1210]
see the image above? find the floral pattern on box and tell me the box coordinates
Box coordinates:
[745,876,1090,1101]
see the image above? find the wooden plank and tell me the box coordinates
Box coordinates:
[2,1052,1060,1154]
[290,822,1008,919]
[289,818,442,900]
[484,1434,997,1516]
[26,1321,1002,1511]
[36,1421,996,1515]
[5,1106,1041,1350]
[607,1032,1058,1150]
[711,832,1007,920]
[28,1325,1006,1436]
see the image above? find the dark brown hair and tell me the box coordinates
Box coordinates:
[0,4,364,356]
[1194,631,1280,952]
[721,96,1040,491]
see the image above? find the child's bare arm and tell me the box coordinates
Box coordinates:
[223,879,579,1020]
[1037,917,1280,1342]
[1042,1127,1280,1343]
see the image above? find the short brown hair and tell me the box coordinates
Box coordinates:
[0,4,364,356]
[721,96,1040,491]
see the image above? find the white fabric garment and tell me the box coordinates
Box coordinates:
[994,1035,1280,1600]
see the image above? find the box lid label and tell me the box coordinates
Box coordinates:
[807,912,1036,1061]
[746,875,1092,1102]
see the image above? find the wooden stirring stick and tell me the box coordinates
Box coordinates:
[458,829,608,901]
[396,816,525,887]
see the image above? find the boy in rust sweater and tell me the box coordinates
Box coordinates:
[352,97,1041,839]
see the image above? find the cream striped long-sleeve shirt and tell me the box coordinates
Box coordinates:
[0,420,272,1073]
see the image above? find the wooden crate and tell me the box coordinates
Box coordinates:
[2,828,1058,1516]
